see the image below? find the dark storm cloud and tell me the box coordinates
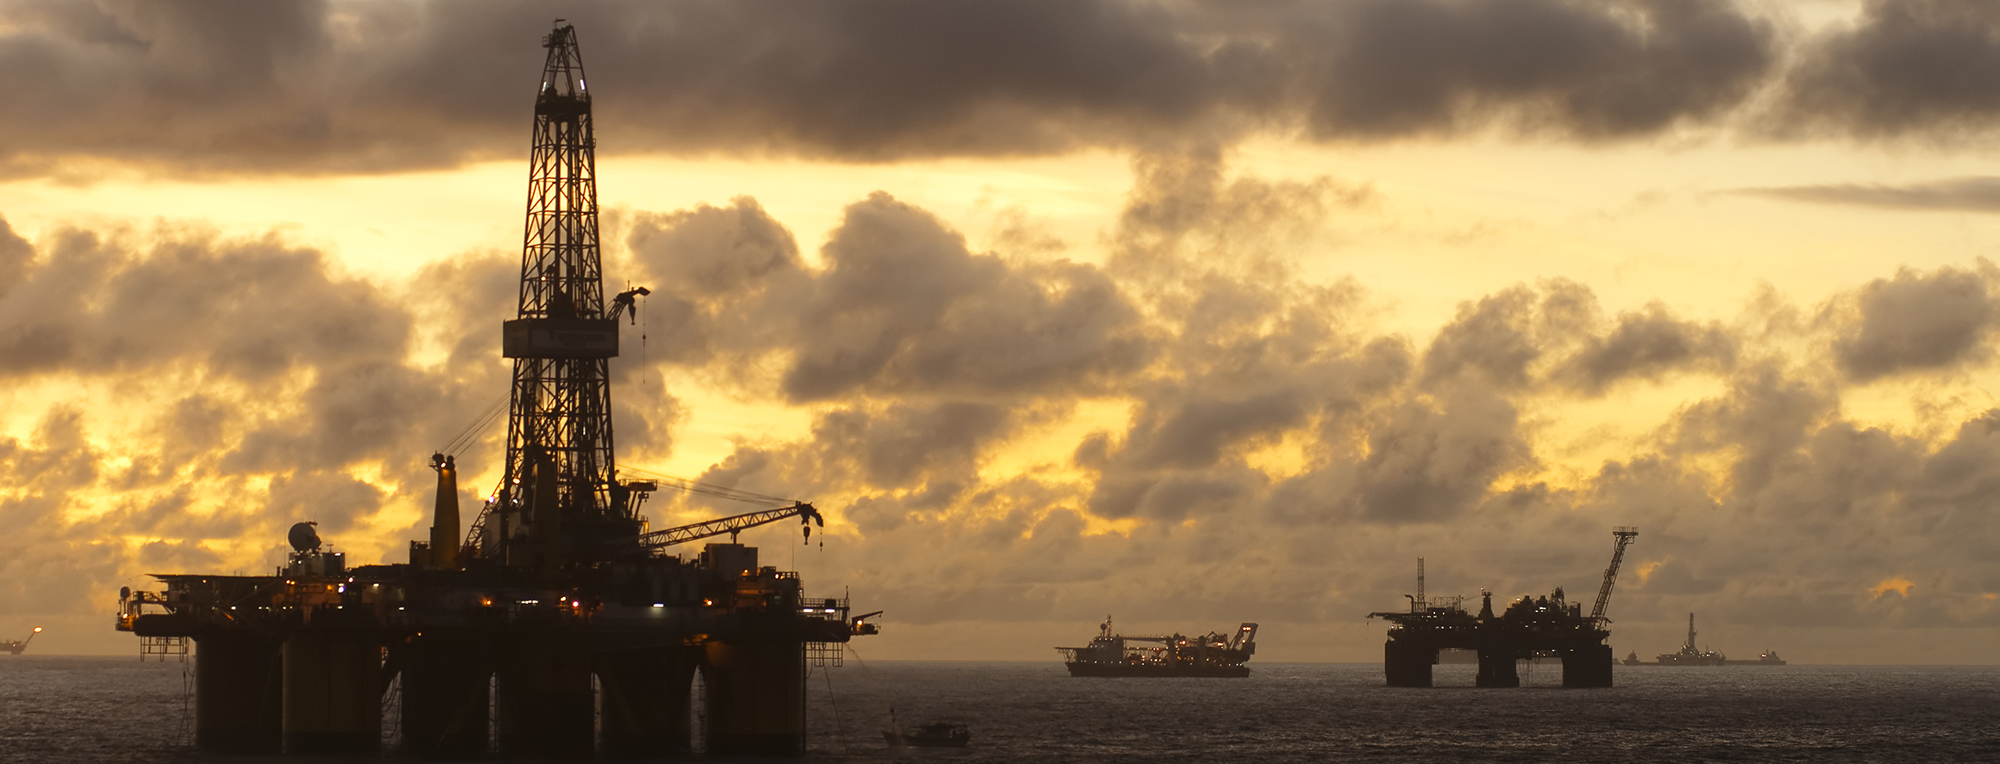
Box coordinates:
[0,0,1792,175]
[1828,264,1999,382]
[1284,0,1776,139]
[1737,177,2000,213]
[1776,0,2000,139]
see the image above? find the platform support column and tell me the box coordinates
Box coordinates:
[398,633,492,756]
[1383,639,1435,688]
[281,632,383,754]
[1561,644,1614,688]
[1475,648,1521,688]
[702,637,805,755]
[495,632,594,756]
[193,631,284,753]
[598,644,701,755]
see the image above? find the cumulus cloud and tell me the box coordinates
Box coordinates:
[1827,264,1999,382]
[1556,303,1737,395]
[1423,279,1734,395]
[629,192,1154,402]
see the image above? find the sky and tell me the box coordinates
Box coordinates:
[4,0,2000,663]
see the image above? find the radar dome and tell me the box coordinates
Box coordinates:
[287,521,321,552]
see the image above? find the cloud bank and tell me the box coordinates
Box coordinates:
[9,0,2000,176]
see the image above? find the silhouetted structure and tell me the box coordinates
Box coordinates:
[1626,613,1785,666]
[0,626,40,655]
[1655,612,1727,665]
[1056,617,1258,677]
[1369,528,1637,688]
[115,22,874,758]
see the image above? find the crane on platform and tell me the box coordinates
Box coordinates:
[634,502,824,551]
[1590,526,1640,623]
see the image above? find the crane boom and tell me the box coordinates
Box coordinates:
[1591,526,1640,622]
[635,502,823,551]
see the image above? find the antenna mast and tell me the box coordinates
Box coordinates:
[1416,558,1426,610]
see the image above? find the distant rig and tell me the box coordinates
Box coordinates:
[116,23,874,757]
[1369,527,1638,687]
[1,626,41,655]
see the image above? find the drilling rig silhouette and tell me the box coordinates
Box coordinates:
[115,23,872,757]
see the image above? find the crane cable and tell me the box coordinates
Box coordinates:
[616,465,794,506]
[439,395,509,458]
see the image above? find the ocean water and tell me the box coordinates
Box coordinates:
[3,655,1997,762]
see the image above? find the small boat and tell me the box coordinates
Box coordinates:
[884,721,970,748]
[883,707,970,748]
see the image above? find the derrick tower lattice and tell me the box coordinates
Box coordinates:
[489,24,635,562]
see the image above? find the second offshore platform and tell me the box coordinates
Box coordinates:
[1369,528,1639,688]
[115,23,876,758]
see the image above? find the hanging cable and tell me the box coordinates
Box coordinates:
[616,466,794,506]
[439,395,509,457]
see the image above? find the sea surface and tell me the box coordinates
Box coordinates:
[2,655,1996,762]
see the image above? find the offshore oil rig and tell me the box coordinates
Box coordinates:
[114,23,874,757]
[1,626,40,655]
[1369,527,1638,688]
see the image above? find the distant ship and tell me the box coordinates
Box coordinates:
[1,627,41,655]
[1725,650,1787,666]
[1056,617,1257,677]
[883,718,970,748]
[1648,612,1744,664]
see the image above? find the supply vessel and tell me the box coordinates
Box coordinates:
[1056,617,1257,677]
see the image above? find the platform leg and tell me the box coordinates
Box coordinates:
[1561,644,1614,688]
[281,632,383,754]
[398,633,492,756]
[193,631,284,753]
[1383,640,1435,688]
[598,644,701,755]
[702,638,805,755]
[1475,648,1521,688]
[495,632,594,756]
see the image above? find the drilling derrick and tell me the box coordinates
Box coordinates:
[493,25,635,565]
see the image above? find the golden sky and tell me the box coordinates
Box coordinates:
[4,0,2000,663]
